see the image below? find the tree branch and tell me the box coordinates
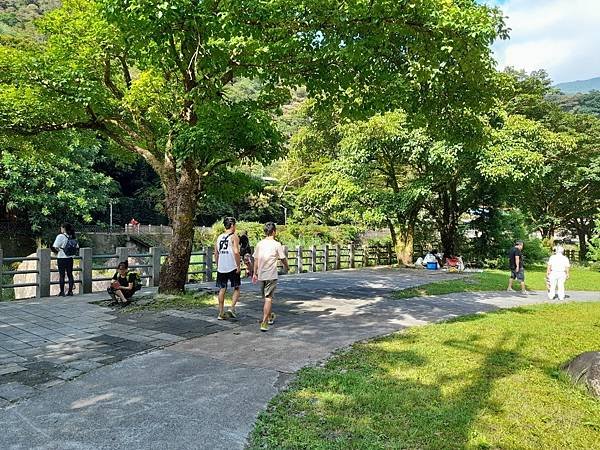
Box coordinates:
[4,120,101,135]
[118,55,132,89]
[103,56,124,99]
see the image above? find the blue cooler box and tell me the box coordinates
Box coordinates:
[426,261,438,270]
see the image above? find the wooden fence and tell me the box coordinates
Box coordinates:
[0,243,396,300]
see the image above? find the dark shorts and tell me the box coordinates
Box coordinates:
[260,280,277,299]
[510,269,525,282]
[216,270,241,289]
[107,287,134,299]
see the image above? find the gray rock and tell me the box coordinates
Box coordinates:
[563,351,600,398]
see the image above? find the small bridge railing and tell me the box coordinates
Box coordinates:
[0,243,396,300]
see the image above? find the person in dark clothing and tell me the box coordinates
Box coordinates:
[107,262,137,305]
[239,231,254,277]
[51,223,77,296]
[507,240,526,293]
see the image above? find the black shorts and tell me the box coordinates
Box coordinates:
[216,270,241,289]
[510,269,525,282]
[107,287,134,299]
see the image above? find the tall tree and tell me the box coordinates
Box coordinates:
[1,0,506,291]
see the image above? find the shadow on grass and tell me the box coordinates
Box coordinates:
[251,330,557,449]
[444,307,535,324]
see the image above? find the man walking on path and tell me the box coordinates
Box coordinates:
[252,222,289,332]
[547,246,570,301]
[215,217,241,319]
[507,240,526,293]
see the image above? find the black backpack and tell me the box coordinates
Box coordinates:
[129,271,143,292]
[63,236,79,257]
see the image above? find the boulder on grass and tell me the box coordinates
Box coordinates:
[563,352,600,399]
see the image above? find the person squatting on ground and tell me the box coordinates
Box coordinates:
[51,223,79,296]
[252,222,289,332]
[507,240,526,293]
[107,261,138,305]
[547,246,570,301]
[215,217,241,320]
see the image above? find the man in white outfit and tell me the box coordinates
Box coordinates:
[546,246,570,301]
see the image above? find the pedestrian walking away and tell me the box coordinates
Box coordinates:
[547,246,570,301]
[252,222,289,332]
[215,217,241,320]
[507,240,526,294]
[51,223,79,296]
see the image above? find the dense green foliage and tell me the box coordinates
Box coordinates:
[0,0,597,272]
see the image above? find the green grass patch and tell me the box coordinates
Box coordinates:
[249,302,600,449]
[123,291,219,312]
[395,266,600,299]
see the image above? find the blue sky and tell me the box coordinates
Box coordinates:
[481,0,600,83]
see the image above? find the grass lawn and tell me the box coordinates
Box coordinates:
[249,302,600,449]
[395,266,600,299]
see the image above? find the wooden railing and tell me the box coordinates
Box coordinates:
[0,243,396,300]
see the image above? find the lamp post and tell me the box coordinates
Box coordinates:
[109,199,115,232]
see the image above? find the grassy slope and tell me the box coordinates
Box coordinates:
[250,303,600,449]
[395,266,600,299]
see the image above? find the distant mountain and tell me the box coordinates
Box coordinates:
[555,77,600,94]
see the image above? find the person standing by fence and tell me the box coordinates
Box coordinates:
[547,246,570,301]
[51,223,78,296]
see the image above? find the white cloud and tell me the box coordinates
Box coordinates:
[491,0,600,83]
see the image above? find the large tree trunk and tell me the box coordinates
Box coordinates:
[574,221,590,261]
[396,223,414,265]
[439,187,459,257]
[159,163,200,293]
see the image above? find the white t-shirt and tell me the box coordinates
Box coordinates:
[548,254,570,274]
[52,234,70,259]
[253,238,286,281]
[216,232,238,273]
[423,253,437,264]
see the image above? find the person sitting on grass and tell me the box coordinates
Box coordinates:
[107,262,138,305]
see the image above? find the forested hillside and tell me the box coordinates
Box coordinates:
[0,0,59,33]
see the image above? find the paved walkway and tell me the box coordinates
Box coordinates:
[0,267,597,449]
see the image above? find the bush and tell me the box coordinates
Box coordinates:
[464,208,550,268]
[193,221,364,249]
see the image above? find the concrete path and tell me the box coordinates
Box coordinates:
[0,267,597,449]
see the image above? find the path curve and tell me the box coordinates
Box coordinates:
[0,267,598,449]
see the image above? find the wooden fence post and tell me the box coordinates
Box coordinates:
[150,247,162,287]
[323,244,329,271]
[205,246,214,281]
[363,245,369,267]
[311,245,317,272]
[349,244,355,269]
[296,245,303,274]
[37,248,51,298]
[283,245,289,274]
[335,244,341,270]
[116,247,129,265]
[386,242,392,265]
[0,248,4,300]
[80,247,93,293]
